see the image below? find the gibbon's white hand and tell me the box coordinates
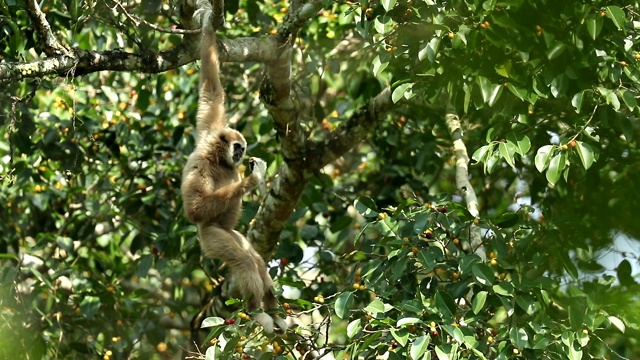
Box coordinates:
[249,157,267,183]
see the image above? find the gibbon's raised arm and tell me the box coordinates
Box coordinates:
[195,3,226,138]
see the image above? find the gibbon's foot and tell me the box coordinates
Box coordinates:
[249,157,267,181]
[273,315,288,333]
[253,313,288,334]
[254,312,275,333]
[193,0,212,26]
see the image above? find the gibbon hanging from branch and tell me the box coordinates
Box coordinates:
[181,0,287,333]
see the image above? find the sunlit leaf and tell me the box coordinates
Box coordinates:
[392,82,414,103]
[509,327,528,349]
[397,317,422,327]
[472,144,492,164]
[372,55,388,77]
[201,317,224,328]
[472,263,495,286]
[546,41,566,60]
[571,91,585,113]
[608,316,626,333]
[507,132,531,156]
[605,6,626,32]
[586,14,603,40]
[546,153,565,185]
[575,141,596,170]
[499,142,515,168]
[380,0,397,12]
[347,319,362,338]
[472,291,487,314]
[410,335,430,360]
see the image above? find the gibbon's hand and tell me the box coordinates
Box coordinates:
[249,157,267,183]
[193,0,212,27]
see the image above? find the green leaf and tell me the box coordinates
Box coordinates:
[392,83,414,103]
[550,74,566,98]
[397,317,422,327]
[506,83,527,101]
[372,55,388,77]
[347,319,362,338]
[330,216,353,233]
[607,316,625,333]
[79,295,101,319]
[605,6,626,31]
[477,77,503,106]
[472,291,488,314]
[472,144,492,164]
[586,14,603,40]
[598,87,621,110]
[364,299,388,314]
[619,90,637,111]
[493,282,515,297]
[201,317,224,328]
[509,327,528,349]
[410,335,430,360]
[568,296,587,330]
[499,142,516,169]
[335,291,355,319]
[495,212,519,228]
[412,212,429,234]
[435,345,451,360]
[391,328,410,347]
[354,196,379,218]
[472,263,495,286]
[515,295,536,315]
[507,132,531,156]
[418,38,440,63]
[571,91,585,113]
[535,145,554,172]
[380,0,397,12]
[417,249,437,270]
[569,343,583,360]
[434,291,456,320]
[443,325,465,343]
[575,141,596,170]
[546,41,566,60]
[546,153,565,185]
[560,251,578,280]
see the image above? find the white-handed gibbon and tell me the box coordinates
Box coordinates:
[181,0,287,333]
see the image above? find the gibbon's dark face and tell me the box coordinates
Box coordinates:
[218,128,247,166]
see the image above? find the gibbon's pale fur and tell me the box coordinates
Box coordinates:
[181,1,287,333]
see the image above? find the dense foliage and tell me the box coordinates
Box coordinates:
[2,0,640,359]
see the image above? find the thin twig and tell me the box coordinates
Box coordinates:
[112,0,202,34]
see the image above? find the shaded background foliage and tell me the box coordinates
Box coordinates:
[2,0,640,359]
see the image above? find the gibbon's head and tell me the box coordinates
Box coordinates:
[200,128,247,167]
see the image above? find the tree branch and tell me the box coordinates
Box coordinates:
[306,87,394,167]
[24,0,72,57]
[0,37,283,82]
[248,0,326,257]
[444,101,485,260]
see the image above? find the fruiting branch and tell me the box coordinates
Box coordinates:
[444,100,486,260]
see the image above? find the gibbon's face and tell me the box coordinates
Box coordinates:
[219,128,247,166]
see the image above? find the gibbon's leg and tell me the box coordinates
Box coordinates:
[194,0,227,138]
[199,225,276,332]
[233,229,288,332]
